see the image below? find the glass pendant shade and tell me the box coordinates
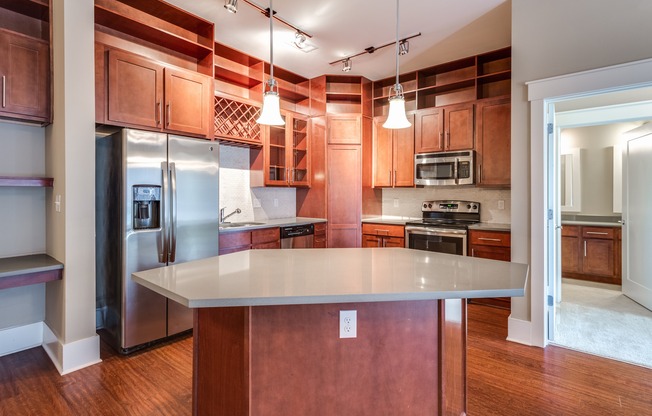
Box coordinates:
[257,90,284,125]
[383,95,411,129]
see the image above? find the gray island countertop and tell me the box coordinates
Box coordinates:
[132,248,529,308]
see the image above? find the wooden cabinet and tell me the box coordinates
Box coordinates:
[476,98,510,187]
[468,229,511,309]
[372,114,415,187]
[0,29,50,124]
[361,223,405,248]
[105,49,212,137]
[263,113,310,187]
[561,225,621,285]
[313,222,328,248]
[219,227,280,255]
[328,144,362,248]
[414,104,473,153]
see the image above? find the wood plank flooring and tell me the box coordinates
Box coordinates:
[0,305,650,415]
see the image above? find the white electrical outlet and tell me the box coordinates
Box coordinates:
[339,310,357,338]
[393,198,399,208]
[498,200,505,210]
[55,194,62,213]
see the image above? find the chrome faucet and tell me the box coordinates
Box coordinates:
[220,207,241,223]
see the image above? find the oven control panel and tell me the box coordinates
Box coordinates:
[422,200,479,214]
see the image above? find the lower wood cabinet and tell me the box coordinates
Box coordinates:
[561,225,621,285]
[219,227,280,255]
[314,222,328,248]
[468,229,511,309]
[361,223,405,248]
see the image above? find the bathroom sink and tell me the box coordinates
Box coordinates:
[219,222,265,229]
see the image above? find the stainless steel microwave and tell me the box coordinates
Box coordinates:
[414,150,474,186]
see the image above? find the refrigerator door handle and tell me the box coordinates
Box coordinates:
[169,162,178,263]
[160,161,169,263]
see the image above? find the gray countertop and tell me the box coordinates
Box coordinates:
[133,248,529,308]
[219,217,327,233]
[361,216,420,225]
[561,215,622,227]
[468,223,511,232]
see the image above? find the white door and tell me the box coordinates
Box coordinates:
[622,124,652,311]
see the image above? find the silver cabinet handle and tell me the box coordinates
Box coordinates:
[156,102,161,126]
[471,248,475,257]
[166,103,171,127]
[439,131,443,150]
[388,170,392,185]
[479,164,483,183]
[394,170,397,187]
[169,162,177,263]
[478,237,501,242]
[586,231,609,235]
[375,229,390,236]
[1,75,5,108]
[584,240,587,257]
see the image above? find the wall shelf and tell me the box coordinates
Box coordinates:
[0,254,63,290]
[0,176,53,187]
[0,0,49,22]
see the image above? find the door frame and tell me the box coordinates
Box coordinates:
[524,57,652,347]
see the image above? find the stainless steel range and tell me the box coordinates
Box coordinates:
[405,200,480,255]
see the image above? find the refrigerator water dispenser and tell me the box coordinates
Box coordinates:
[133,185,161,229]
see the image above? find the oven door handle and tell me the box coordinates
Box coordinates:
[405,226,468,237]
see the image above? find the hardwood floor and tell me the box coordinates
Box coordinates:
[0,305,650,415]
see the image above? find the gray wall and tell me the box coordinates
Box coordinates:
[0,122,47,329]
[512,0,652,323]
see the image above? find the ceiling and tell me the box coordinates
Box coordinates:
[165,0,511,80]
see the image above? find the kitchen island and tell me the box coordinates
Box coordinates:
[133,248,528,416]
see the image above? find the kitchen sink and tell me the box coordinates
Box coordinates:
[219,222,265,229]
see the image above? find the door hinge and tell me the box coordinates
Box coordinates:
[547,209,553,220]
[547,295,554,307]
[547,123,553,135]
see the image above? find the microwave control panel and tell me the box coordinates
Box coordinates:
[458,161,471,179]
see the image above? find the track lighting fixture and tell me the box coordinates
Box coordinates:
[256,0,284,126]
[224,0,237,13]
[294,31,307,49]
[399,39,409,56]
[342,58,352,72]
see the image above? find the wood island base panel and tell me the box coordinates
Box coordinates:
[193,299,466,416]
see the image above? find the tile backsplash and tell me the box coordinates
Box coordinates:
[219,145,296,221]
[381,187,511,223]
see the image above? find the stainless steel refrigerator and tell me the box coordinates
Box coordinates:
[96,128,219,353]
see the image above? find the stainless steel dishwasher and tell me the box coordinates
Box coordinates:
[280,224,314,249]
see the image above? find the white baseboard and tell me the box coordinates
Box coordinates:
[507,315,533,346]
[42,323,101,375]
[0,322,44,357]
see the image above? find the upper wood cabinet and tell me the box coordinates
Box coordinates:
[476,98,510,187]
[0,30,50,123]
[327,114,362,145]
[372,114,415,187]
[414,104,474,153]
[104,49,212,137]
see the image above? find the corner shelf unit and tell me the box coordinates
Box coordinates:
[213,42,310,115]
[310,75,372,117]
[0,176,60,290]
[94,0,215,76]
[373,47,511,117]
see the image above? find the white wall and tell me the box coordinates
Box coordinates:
[0,122,46,330]
[512,0,652,344]
[219,145,296,220]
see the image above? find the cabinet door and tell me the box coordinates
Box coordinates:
[327,145,361,248]
[582,238,614,277]
[561,226,581,274]
[372,116,393,187]
[266,116,289,186]
[362,235,382,248]
[328,115,361,144]
[445,103,474,151]
[476,98,510,186]
[470,244,511,261]
[164,67,212,137]
[108,50,163,129]
[383,237,405,248]
[0,30,50,121]
[289,115,310,187]
[393,114,415,187]
[414,107,444,153]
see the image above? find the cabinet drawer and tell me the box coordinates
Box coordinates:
[252,241,280,250]
[219,230,251,249]
[561,225,579,237]
[469,230,510,247]
[314,222,327,233]
[582,227,614,239]
[362,223,404,238]
[252,227,280,245]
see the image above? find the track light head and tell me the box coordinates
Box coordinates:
[294,32,307,49]
[399,40,409,55]
[224,0,237,13]
[342,58,352,72]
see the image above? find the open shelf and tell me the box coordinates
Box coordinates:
[0,176,53,187]
[0,0,49,21]
[0,254,63,290]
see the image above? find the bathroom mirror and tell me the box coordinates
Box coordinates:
[560,148,581,212]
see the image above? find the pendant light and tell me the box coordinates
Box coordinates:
[383,0,411,129]
[256,0,285,126]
